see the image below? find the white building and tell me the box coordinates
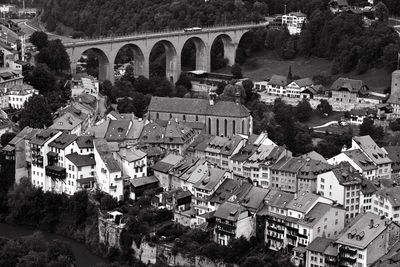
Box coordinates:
[6,83,38,109]
[348,136,392,180]
[316,166,363,220]
[30,129,63,191]
[65,153,96,195]
[115,147,147,179]
[328,149,377,180]
[282,12,307,35]
[94,139,124,200]
[371,187,400,222]
[70,77,99,98]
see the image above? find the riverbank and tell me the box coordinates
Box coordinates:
[0,222,105,267]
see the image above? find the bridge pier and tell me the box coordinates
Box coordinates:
[165,44,180,83]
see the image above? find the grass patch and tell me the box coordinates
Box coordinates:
[216,50,391,93]
[305,110,344,128]
[314,124,359,136]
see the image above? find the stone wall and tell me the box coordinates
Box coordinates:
[98,217,123,249]
[132,240,239,267]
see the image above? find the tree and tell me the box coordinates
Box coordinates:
[26,64,57,94]
[19,95,53,129]
[360,117,385,141]
[37,39,70,73]
[1,132,16,147]
[100,194,118,211]
[242,79,254,102]
[100,80,113,99]
[287,66,293,82]
[382,43,400,71]
[389,118,400,131]
[296,99,313,122]
[175,73,192,90]
[240,256,265,267]
[231,63,243,79]
[29,31,48,51]
[374,2,389,23]
[135,76,152,95]
[117,97,136,114]
[317,99,332,116]
[121,64,135,84]
[222,83,246,102]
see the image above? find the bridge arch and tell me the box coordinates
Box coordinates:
[236,30,255,65]
[149,40,180,83]
[114,44,146,78]
[72,47,112,82]
[180,36,209,72]
[210,33,236,70]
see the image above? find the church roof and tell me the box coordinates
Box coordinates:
[148,97,250,118]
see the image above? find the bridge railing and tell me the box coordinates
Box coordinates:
[64,21,267,45]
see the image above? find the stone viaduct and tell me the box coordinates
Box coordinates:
[63,23,267,83]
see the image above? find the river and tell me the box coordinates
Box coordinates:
[0,223,105,267]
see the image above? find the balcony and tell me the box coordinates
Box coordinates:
[340,256,356,264]
[267,234,283,241]
[297,233,307,239]
[45,165,66,180]
[47,151,58,166]
[267,226,284,234]
[340,246,357,255]
[216,225,235,235]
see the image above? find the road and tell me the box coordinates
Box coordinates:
[16,18,74,42]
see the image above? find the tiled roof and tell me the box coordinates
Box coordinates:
[293,77,313,87]
[76,135,94,149]
[208,179,252,205]
[238,186,270,211]
[298,159,333,180]
[194,167,226,191]
[152,154,183,173]
[286,191,322,213]
[30,129,60,146]
[299,202,332,227]
[360,178,378,195]
[269,75,288,87]
[353,136,392,165]
[50,112,83,131]
[93,139,121,173]
[307,237,336,254]
[117,147,146,162]
[300,151,326,163]
[49,133,77,149]
[105,120,130,142]
[336,212,393,249]
[376,187,400,208]
[130,175,159,188]
[204,135,244,156]
[214,201,246,221]
[343,149,378,171]
[331,77,365,93]
[382,146,400,173]
[66,153,95,167]
[148,97,250,118]
[264,189,294,209]
[270,156,305,173]
[332,168,363,186]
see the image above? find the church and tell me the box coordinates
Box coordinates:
[147,94,253,137]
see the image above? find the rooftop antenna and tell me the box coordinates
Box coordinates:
[284,4,287,15]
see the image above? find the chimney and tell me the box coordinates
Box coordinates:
[369,219,374,228]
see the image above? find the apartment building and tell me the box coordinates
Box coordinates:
[30,129,62,191]
[328,149,378,180]
[214,201,254,246]
[94,139,124,200]
[317,165,363,219]
[65,153,96,194]
[348,136,392,179]
[336,212,400,267]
